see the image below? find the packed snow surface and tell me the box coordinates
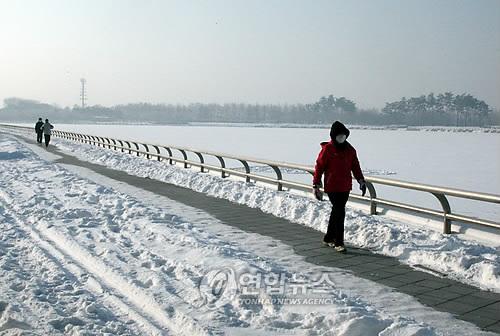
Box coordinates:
[0,133,497,335]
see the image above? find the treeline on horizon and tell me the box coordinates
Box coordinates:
[0,92,498,126]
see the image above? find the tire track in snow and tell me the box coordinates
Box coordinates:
[0,135,215,335]
[0,197,169,336]
[0,201,147,334]
[0,194,213,336]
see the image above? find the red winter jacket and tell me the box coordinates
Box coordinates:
[313,141,364,192]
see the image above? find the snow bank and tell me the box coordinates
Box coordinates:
[44,135,500,293]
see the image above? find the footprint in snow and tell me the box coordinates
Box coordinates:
[147,254,167,268]
[119,236,132,248]
[49,316,85,331]
[132,278,153,289]
[141,261,152,269]
[9,282,25,292]
[63,192,80,198]
[62,208,93,219]
[0,317,32,332]
[130,250,142,258]
[85,195,99,204]
[0,301,7,318]
[107,223,121,233]
[79,219,100,228]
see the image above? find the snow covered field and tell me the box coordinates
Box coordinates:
[0,130,499,335]
[0,131,498,335]
[17,123,499,222]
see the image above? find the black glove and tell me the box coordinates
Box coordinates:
[313,185,323,201]
[358,179,367,197]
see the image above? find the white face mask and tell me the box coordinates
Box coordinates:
[335,134,346,143]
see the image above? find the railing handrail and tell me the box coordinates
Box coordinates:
[155,144,316,173]
[365,176,500,203]
[1,123,499,233]
[139,144,500,204]
[97,139,500,204]
[55,131,500,204]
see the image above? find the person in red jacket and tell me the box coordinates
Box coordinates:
[313,121,366,252]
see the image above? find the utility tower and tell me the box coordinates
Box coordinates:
[80,78,87,108]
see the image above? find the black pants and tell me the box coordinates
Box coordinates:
[323,191,350,246]
[44,134,51,147]
[36,131,43,143]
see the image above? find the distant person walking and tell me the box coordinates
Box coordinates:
[41,119,54,148]
[34,118,44,143]
[313,121,367,253]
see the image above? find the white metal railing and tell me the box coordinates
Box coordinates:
[2,123,499,233]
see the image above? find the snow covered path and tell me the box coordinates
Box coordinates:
[0,132,498,335]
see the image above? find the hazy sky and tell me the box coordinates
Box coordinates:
[1,0,499,109]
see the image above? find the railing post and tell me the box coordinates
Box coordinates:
[101,137,108,148]
[132,142,140,156]
[163,147,173,164]
[152,145,161,161]
[365,181,377,215]
[269,165,283,191]
[193,151,205,172]
[124,141,132,154]
[117,140,124,152]
[238,160,251,183]
[178,149,188,168]
[110,138,117,150]
[142,144,150,159]
[215,156,227,178]
[104,137,112,149]
[432,193,452,234]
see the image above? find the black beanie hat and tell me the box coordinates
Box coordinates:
[330,121,350,139]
